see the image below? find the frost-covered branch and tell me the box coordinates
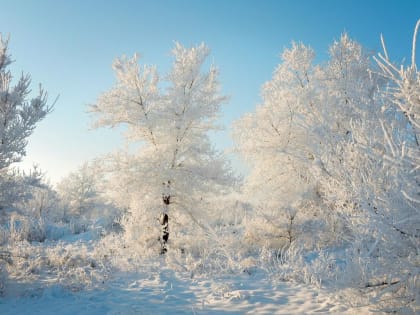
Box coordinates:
[91,42,235,253]
[0,34,53,170]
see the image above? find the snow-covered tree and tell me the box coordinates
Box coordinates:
[358,21,420,312]
[0,35,51,170]
[56,161,122,234]
[0,35,52,213]
[21,180,59,221]
[233,33,414,246]
[233,36,386,246]
[234,30,419,312]
[0,166,47,216]
[90,43,235,252]
[312,34,388,240]
[233,42,326,247]
[375,20,420,213]
[233,42,317,207]
[56,162,101,219]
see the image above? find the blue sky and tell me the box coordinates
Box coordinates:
[0,0,419,183]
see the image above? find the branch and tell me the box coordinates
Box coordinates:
[392,224,420,238]
[411,19,420,68]
[132,79,157,147]
[364,280,400,288]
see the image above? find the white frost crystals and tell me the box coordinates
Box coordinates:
[233,24,420,313]
[1,22,419,315]
[89,42,236,252]
[0,34,53,213]
[0,35,52,170]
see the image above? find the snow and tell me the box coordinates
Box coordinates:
[0,263,376,315]
[0,237,377,315]
[1,21,419,315]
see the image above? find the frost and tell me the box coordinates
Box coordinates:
[1,22,420,315]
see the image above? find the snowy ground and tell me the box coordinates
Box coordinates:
[0,262,377,315]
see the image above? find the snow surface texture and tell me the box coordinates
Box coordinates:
[1,262,375,315]
[0,228,380,315]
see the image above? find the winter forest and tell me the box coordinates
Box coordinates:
[0,18,419,315]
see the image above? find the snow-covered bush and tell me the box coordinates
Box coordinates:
[0,167,47,218]
[8,214,46,243]
[0,240,110,296]
[56,161,123,235]
[0,167,67,245]
[19,183,61,222]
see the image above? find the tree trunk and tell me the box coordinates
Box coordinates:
[159,212,169,254]
[160,180,171,254]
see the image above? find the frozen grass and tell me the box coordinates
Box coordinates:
[0,208,418,314]
[0,236,379,315]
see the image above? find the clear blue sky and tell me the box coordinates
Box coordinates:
[0,0,419,184]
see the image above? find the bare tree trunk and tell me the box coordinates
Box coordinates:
[159,212,169,254]
[160,180,171,254]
